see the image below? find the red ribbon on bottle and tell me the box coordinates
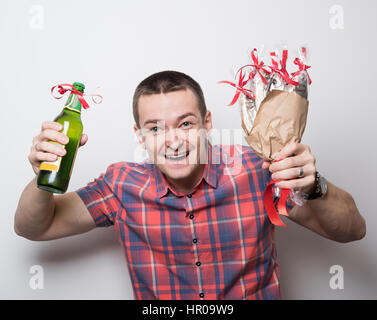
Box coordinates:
[263,159,291,227]
[51,83,103,109]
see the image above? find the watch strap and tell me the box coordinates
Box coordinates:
[307,171,323,200]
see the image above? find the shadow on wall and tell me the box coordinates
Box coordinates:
[276,218,376,300]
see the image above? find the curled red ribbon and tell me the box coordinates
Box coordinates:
[264,179,291,227]
[51,83,103,109]
[263,159,291,227]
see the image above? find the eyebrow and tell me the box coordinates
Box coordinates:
[142,112,198,126]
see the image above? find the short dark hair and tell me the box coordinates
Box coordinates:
[133,70,207,128]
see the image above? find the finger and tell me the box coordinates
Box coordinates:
[276,142,306,160]
[275,174,315,190]
[79,133,88,147]
[41,121,63,132]
[270,153,315,173]
[271,164,316,181]
[34,141,66,156]
[29,151,58,163]
[40,129,69,145]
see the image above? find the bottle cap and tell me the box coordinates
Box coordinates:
[73,82,85,92]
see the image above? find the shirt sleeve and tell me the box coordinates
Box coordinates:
[75,164,122,227]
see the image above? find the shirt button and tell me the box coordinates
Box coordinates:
[199,292,204,298]
[196,261,201,267]
[187,194,192,198]
[189,214,194,219]
[192,238,198,244]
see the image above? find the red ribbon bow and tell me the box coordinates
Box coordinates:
[291,57,312,85]
[218,48,273,106]
[218,68,255,106]
[241,48,272,85]
[219,47,312,107]
[51,83,103,109]
[270,50,299,86]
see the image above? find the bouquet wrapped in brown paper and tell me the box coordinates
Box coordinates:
[220,47,312,215]
[221,47,311,162]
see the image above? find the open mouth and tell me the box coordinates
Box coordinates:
[164,151,190,161]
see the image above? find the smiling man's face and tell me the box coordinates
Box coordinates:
[134,88,212,193]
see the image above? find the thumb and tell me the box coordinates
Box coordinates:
[79,133,88,147]
[262,161,271,170]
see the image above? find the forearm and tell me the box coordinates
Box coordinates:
[14,177,56,240]
[290,181,366,242]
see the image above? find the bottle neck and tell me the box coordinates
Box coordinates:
[63,93,82,115]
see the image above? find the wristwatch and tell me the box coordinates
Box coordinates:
[307,171,328,200]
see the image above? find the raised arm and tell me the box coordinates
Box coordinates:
[263,142,366,242]
[14,121,95,241]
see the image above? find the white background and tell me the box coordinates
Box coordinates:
[1,0,376,299]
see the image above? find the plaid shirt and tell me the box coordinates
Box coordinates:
[76,143,282,300]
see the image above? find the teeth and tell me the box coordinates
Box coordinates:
[165,152,189,160]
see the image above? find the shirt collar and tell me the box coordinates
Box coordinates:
[153,141,218,198]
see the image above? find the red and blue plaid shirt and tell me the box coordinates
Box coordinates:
[76,143,283,300]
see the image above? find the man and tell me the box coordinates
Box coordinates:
[15,71,366,299]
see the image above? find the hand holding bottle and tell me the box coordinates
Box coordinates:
[29,121,88,175]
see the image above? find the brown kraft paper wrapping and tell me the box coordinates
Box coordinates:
[244,89,309,161]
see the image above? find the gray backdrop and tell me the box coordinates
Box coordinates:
[1,0,376,299]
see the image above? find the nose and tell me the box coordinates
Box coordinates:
[165,128,184,151]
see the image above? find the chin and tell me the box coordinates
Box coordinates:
[153,149,204,182]
[159,165,194,180]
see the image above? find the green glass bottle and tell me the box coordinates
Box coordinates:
[37,82,85,194]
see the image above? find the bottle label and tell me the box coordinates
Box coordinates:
[64,94,81,114]
[39,121,69,172]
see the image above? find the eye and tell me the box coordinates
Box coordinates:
[149,126,164,134]
[181,121,192,128]
[149,127,161,133]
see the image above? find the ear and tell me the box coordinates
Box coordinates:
[203,110,213,134]
[134,124,145,148]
